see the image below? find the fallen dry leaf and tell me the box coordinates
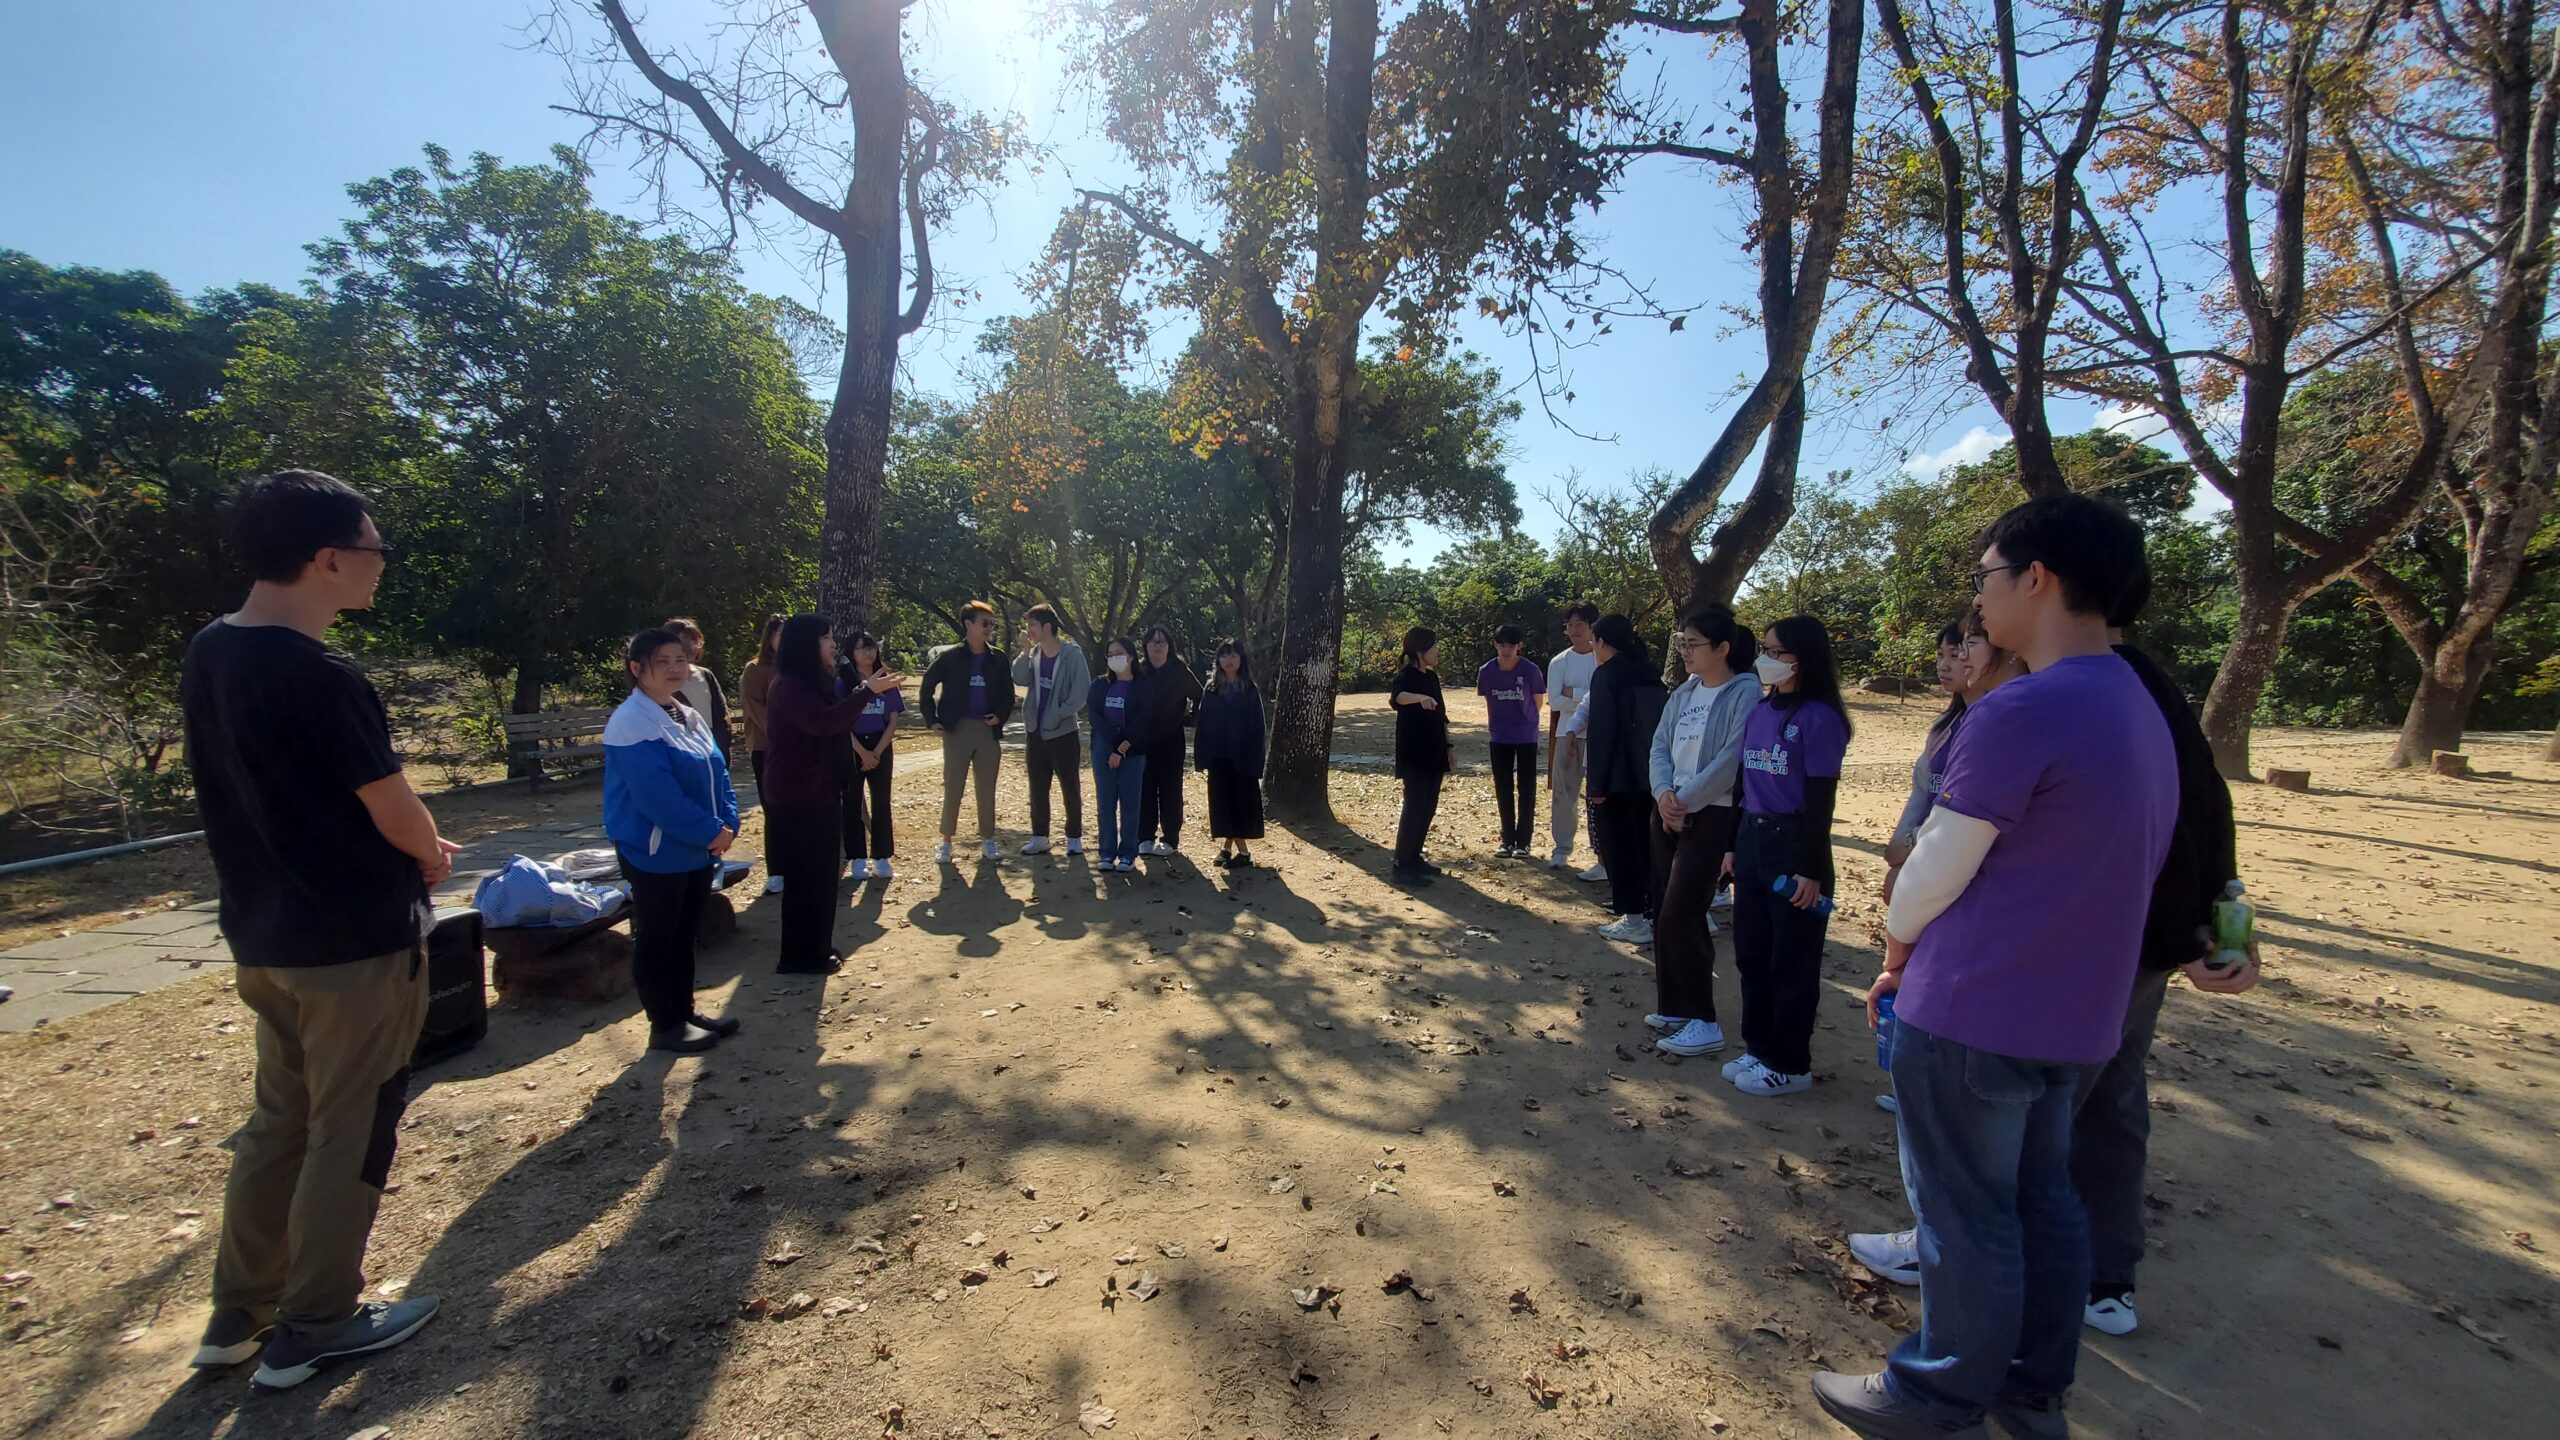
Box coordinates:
[774,1292,817,1320]
[1029,1270,1060,1288]
[765,1245,804,1267]
[1492,1180,1518,1197]
[1291,1283,1341,1310]
[1521,1368,1564,1406]
[1211,1233,1230,1251]
[1078,1400,1117,1435]
[2333,1120,2395,1143]
[1128,1270,1162,1301]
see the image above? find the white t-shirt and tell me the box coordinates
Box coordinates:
[1547,646,1599,715]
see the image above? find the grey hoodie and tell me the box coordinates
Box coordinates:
[1012,643,1094,741]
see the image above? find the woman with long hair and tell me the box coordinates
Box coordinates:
[1724,613,1851,1097]
[1134,625,1201,859]
[1388,626,1452,884]
[1087,635,1151,871]
[1643,607,1761,1057]
[1882,621,1968,904]
[763,614,898,974]
[1194,639,1268,869]
[602,626,742,1054]
[1585,613,1669,944]
[839,631,906,882]
[740,612,784,804]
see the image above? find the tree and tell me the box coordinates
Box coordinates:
[1548,468,1677,633]
[1610,0,1868,620]
[286,146,825,722]
[1068,0,1627,819]
[548,0,1007,647]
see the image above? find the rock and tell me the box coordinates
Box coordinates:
[2430,751,2470,779]
[2265,768,2311,792]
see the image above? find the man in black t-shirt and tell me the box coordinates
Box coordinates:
[181,471,454,1390]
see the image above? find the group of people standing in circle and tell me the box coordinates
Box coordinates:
[600,600,1271,1054]
[1384,602,1854,1098]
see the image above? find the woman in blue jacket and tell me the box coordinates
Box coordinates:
[604,626,743,1054]
[1087,636,1149,872]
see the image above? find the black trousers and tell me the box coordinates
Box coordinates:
[1025,730,1084,838]
[1489,741,1538,847]
[764,804,841,971]
[1729,810,1830,1076]
[1204,761,1264,839]
[1649,803,1736,1022]
[2072,965,2173,1292]
[842,744,895,860]
[619,853,711,1032]
[1394,770,1444,869]
[1590,791,1654,917]
[1138,733,1187,844]
[749,750,767,805]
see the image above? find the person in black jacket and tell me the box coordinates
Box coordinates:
[2073,569,2258,1336]
[1134,625,1202,859]
[1584,614,1669,944]
[917,601,1017,864]
[1195,639,1268,868]
[1388,627,1452,884]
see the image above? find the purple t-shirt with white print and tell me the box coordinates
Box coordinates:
[1476,658,1546,746]
[1895,653,2177,1064]
[1740,697,1847,814]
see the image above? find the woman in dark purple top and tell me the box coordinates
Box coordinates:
[1725,614,1851,1096]
[765,615,899,975]
[838,632,907,882]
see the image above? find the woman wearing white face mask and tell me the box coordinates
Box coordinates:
[1087,638,1151,871]
[1723,614,1852,1097]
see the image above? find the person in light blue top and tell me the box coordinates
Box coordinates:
[1643,607,1762,1059]
[1086,635,1150,872]
[603,626,742,1055]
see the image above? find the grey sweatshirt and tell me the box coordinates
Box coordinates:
[1012,643,1094,741]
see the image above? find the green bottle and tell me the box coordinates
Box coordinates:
[2210,880,2254,969]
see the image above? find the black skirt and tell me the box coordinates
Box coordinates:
[1204,761,1265,839]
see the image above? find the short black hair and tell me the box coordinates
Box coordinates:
[1401,626,1439,666]
[1563,601,1600,625]
[1979,493,2148,618]
[1681,606,1756,669]
[1493,623,1524,645]
[626,626,684,671]
[1025,604,1061,634]
[230,470,371,583]
[1593,613,1652,671]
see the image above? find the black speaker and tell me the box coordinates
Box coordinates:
[414,906,489,1068]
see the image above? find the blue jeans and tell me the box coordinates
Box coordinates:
[1091,749,1147,863]
[1886,1017,2091,1421]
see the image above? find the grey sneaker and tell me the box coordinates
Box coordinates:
[191,1307,274,1368]
[251,1297,440,1390]
[1811,1370,1988,1438]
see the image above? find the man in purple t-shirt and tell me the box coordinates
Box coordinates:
[1812,494,2174,1440]
[1476,625,1546,857]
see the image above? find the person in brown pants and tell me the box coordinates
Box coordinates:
[919,600,1016,862]
[179,471,453,1390]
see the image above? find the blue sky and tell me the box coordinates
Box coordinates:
[0,0,2136,564]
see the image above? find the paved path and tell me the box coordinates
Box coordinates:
[0,819,618,1032]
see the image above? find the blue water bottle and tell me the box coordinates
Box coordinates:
[1875,990,1897,1070]
[1772,875,1836,916]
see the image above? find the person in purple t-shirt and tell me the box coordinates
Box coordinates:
[1475,625,1546,858]
[840,632,907,881]
[1723,614,1851,1098]
[1812,494,2175,1440]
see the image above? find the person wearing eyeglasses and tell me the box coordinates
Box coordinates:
[181,471,451,1387]
[918,600,1016,863]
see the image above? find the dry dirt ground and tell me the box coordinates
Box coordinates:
[1,692,2554,1440]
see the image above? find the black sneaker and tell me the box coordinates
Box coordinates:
[191,1307,274,1368]
[690,1012,742,1038]
[1390,865,1434,887]
[650,1023,719,1054]
[251,1297,439,1391]
[1990,1392,2070,1440]
[1228,854,1256,870]
[1214,852,1237,868]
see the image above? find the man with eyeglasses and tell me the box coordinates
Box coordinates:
[180,470,452,1389]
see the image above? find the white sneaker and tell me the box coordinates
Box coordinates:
[1657,1019,1725,1056]
[1021,836,1052,855]
[1849,1229,1921,1286]
[1157,842,1180,858]
[1596,916,1632,939]
[1641,1013,1688,1030]
[1064,836,1084,854]
[1548,850,1569,869]
[1112,857,1133,873]
[1704,913,1718,936]
[848,859,873,880]
[1733,1066,1812,1097]
[1711,888,1734,910]
[1721,1053,1766,1081]
[872,860,894,882]
[2084,1293,2138,1335]
[1613,917,1655,946]
[1875,1093,1898,1114]
[1578,863,1608,883]
[762,875,785,895]
[982,839,1002,860]
[934,841,955,864]
[1135,840,1159,856]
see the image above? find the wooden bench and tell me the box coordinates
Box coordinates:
[500,707,613,787]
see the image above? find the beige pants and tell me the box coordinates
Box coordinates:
[1548,731,1587,860]
[941,720,1001,840]
[214,945,428,1328]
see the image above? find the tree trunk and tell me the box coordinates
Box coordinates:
[2199,571,2289,780]
[2388,634,2499,768]
[507,651,546,779]
[1264,391,1354,822]
[814,0,908,648]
